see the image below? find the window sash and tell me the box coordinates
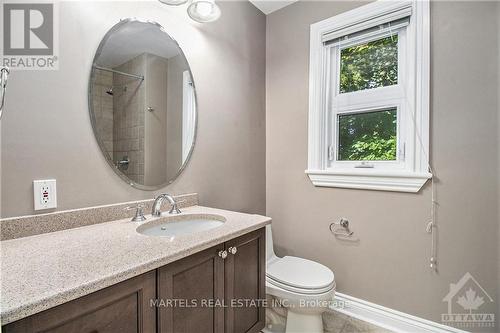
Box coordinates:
[334,28,405,96]
[329,104,406,170]
[326,28,408,170]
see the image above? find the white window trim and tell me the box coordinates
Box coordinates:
[306,0,431,193]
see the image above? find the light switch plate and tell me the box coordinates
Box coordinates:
[33,179,57,210]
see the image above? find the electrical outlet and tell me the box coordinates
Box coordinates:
[33,179,57,210]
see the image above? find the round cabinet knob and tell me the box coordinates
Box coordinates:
[228,247,237,255]
[218,250,228,259]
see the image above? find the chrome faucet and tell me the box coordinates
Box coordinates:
[151,194,181,216]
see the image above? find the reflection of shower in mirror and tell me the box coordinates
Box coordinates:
[105,85,127,96]
[0,66,10,120]
[89,19,197,190]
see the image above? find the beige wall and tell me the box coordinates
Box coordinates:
[266,0,499,327]
[1,0,498,326]
[497,1,500,324]
[0,0,266,217]
[144,53,168,186]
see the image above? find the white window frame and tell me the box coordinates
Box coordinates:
[330,29,406,170]
[306,0,431,193]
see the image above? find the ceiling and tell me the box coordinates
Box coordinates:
[249,0,298,15]
[97,21,181,68]
[97,2,299,68]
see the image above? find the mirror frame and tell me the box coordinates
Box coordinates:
[88,18,198,191]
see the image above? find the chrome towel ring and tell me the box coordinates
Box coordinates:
[329,218,354,238]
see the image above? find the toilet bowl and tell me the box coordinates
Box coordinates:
[265,225,335,333]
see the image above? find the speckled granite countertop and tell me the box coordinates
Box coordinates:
[0,205,271,325]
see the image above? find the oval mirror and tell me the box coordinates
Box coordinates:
[89,19,197,190]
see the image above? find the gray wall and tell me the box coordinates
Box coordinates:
[1,0,498,326]
[144,53,168,186]
[0,0,266,217]
[266,0,499,327]
[498,1,500,324]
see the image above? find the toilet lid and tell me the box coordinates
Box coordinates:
[266,256,334,290]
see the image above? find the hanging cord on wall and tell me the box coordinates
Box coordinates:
[408,65,438,272]
[426,174,437,271]
[0,66,10,120]
[403,46,438,273]
[403,45,438,273]
[402,59,438,272]
[386,22,438,272]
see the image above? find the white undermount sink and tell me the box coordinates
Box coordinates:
[136,214,226,237]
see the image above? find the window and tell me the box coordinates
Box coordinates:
[330,27,407,171]
[337,108,397,161]
[339,35,399,94]
[307,1,431,192]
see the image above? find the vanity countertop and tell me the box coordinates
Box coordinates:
[0,205,271,325]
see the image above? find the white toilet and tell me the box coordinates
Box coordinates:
[265,225,336,333]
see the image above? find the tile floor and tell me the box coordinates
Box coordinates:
[264,300,394,333]
[323,310,394,333]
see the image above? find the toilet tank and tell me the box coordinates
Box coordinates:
[266,225,277,262]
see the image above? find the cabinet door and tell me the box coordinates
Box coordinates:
[224,228,266,333]
[3,271,156,333]
[157,245,225,333]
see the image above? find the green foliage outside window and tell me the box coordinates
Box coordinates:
[340,35,398,93]
[338,109,397,161]
[337,35,398,161]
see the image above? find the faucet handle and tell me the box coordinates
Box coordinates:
[125,204,147,222]
[168,200,183,215]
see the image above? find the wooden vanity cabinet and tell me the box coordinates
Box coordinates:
[157,244,225,333]
[157,228,265,333]
[3,271,157,333]
[3,228,265,333]
[223,228,266,333]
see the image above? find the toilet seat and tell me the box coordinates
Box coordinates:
[266,256,335,295]
[266,275,335,295]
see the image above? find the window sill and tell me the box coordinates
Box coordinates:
[305,169,432,193]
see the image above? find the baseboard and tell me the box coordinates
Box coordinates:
[332,292,469,333]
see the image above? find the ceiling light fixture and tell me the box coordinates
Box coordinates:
[187,0,221,23]
[159,0,188,5]
[159,0,221,23]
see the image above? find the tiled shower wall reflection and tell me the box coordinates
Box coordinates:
[92,52,185,186]
[112,54,146,184]
[92,70,114,156]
